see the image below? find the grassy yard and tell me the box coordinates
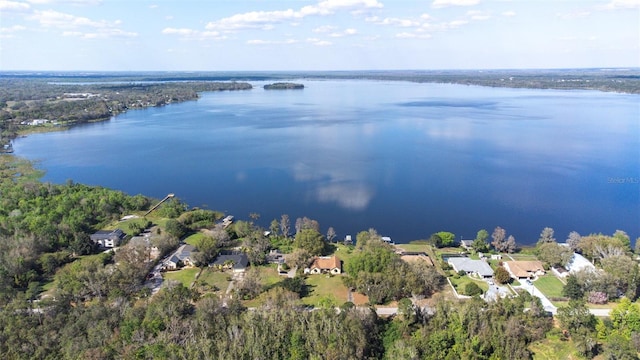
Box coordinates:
[529,331,580,360]
[449,275,489,295]
[164,267,200,288]
[534,275,565,299]
[195,268,230,293]
[184,232,206,246]
[303,274,349,306]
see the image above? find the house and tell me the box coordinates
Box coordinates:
[212,253,249,273]
[307,256,342,275]
[460,239,474,250]
[266,249,285,264]
[447,257,494,278]
[90,229,125,248]
[503,261,545,280]
[565,253,596,274]
[164,244,196,270]
[382,236,394,245]
[344,235,353,245]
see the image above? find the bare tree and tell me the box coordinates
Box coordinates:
[506,235,517,254]
[280,214,290,239]
[538,227,556,245]
[567,231,582,252]
[295,217,303,235]
[491,226,506,252]
[326,227,336,243]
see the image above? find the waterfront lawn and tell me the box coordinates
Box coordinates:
[534,275,565,299]
[164,267,200,288]
[184,232,205,246]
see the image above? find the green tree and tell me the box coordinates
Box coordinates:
[293,228,325,256]
[472,229,489,252]
[562,275,584,300]
[494,266,512,284]
[557,299,596,333]
[464,282,483,296]
[436,232,455,247]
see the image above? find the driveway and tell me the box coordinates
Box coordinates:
[516,282,557,314]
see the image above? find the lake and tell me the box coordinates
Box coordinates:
[12,80,640,244]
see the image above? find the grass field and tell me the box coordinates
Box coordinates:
[196,268,230,293]
[303,274,349,306]
[164,267,200,288]
[184,232,205,246]
[529,331,580,360]
[534,275,565,299]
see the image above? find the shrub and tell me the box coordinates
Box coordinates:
[587,291,608,305]
[465,282,483,296]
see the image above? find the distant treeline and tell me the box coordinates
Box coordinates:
[0,79,252,148]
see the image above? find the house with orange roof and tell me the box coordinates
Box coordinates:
[503,260,545,280]
[308,255,342,275]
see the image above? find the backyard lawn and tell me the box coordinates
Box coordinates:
[449,275,489,295]
[195,268,230,293]
[533,275,565,299]
[184,232,206,246]
[303,274,349,306]
[164,267,200,288]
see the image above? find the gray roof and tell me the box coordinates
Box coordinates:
[448,257,494,277]
[175,244,195,261]
[212,254,249,270]
[90,229,125,241]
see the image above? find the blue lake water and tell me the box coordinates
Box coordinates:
[12,80,640,244]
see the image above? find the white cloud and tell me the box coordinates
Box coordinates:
[149,4,158,9]
[313,25,336,33]
[447,19,468,28]
[315,182,373,210]
[162,27,196,36]
[206,0,382,31]
[31,10,111,28]
[0,0,31,12]
[501,10,516,17]
[0,24,26,32]
[329,28,358,37]
[27,9,138,38]
[375,17,421,27]
[432,0,480,9]
[307,37,332,46]
[395,31,431,39]
[62,28,136,39]
[420,13,432,20]
[26,0,102,4]
[556,10,591,20]
[466,10,490,21]
[247,38,298,45]
[600,0,640,9]
[162,27,224,40]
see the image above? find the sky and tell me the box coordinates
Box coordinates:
[0,0,638,71]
